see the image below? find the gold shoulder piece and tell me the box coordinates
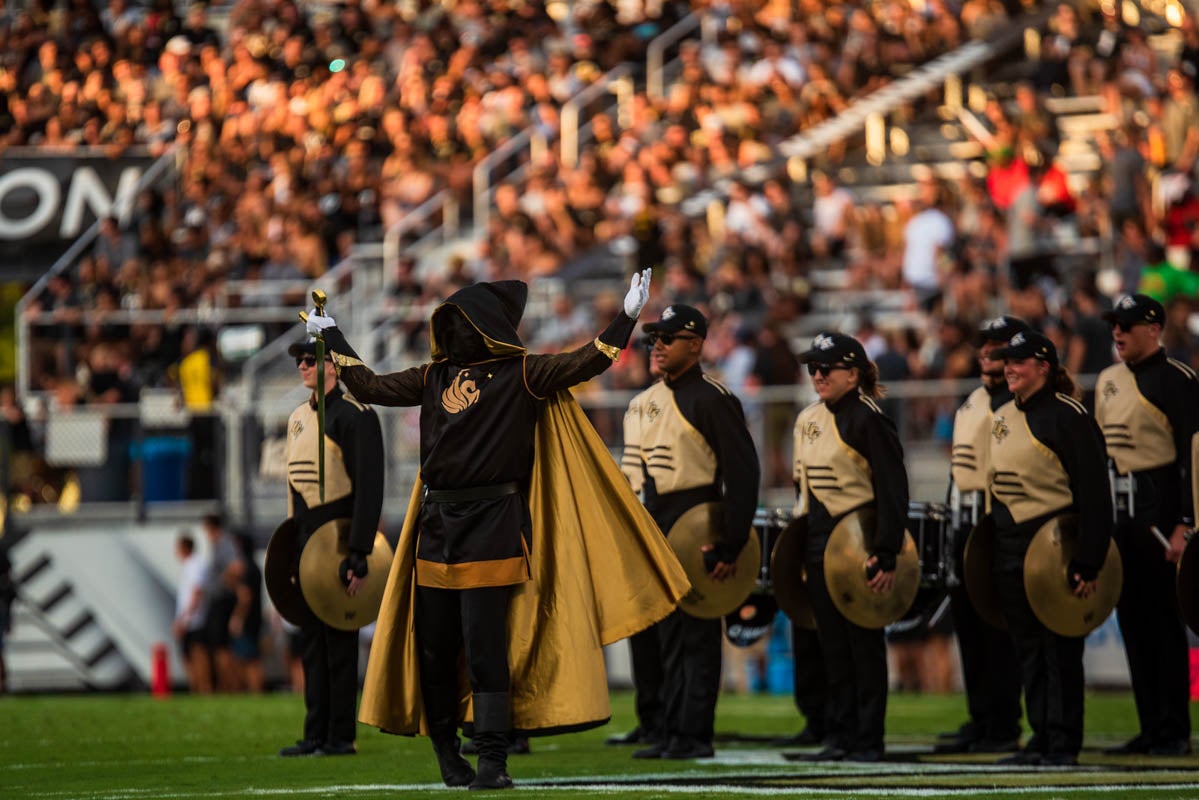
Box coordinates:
[332,352,366,369]
[594,338,621,361]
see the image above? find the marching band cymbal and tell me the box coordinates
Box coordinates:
[264,518,313,627]
[299,520,394,630]
[963,516,1007,631]
[1178,532,1199,637]
[824,508,920,630]
[770,516,817,630]
[667,502,760,620]
[1024,515,1122,638]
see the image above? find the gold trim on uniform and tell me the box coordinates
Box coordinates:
[1095,363,1175,474]
[287,402,353,508]
[594,338,621,361]
[987,400,1073,523]
[415,555,530,588]
[331,352,365,370]
[792,401,874,518]
[624,381,719,495]
[952,386,996,492]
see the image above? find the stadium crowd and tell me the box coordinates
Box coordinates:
[2,0,1198,507]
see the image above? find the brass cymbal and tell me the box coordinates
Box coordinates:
[299,519,394,630]
[264,518,313,627]
[824,508,920,630]
[770,516,816,630]
[1179,531,1199,637]
[667,502,760,620]
[963,516,1007,630]
[1024,514,1122,637]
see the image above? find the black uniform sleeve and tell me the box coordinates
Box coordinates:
[337,403,385,555]
[690,385,761,562]
[858,403,908,563]
[523,311,637,397]
[1161,361,1199,526]
[322,327,426,407]
[1049,403,1114,572]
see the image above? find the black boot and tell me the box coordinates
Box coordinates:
[432,736,475,787]
[469,692,514,790]
[469,732,513,790]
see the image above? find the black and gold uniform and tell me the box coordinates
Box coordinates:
[282,341,384,756]
[793,333,908,761]
[622,305,759,759]
[988,332,1112,765]
[321,279,647,788]
[1094,295,1199,756]
[940,317,1025,754]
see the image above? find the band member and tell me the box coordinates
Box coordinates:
[988,331,1113,766]
[792,332,908,762]
[1094,294,1198,756]
[311,273,687,790]
[622,304,760,760]
[938,316,1026,754]
[279,341,385,757]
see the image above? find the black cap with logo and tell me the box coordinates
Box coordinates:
[993,330,1059,367]
[796,332,869,366]
[287,339,320,358]
[643,304,709,339]
[977,315,1031,344]
[1101,293,1165,327]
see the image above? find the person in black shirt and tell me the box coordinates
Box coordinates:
[988,331,1113,766]
[621,304,761,760]
[278,341,385,758]
[791,332,909,762]
[937,316,1026,754]
[1095,294,1199,756]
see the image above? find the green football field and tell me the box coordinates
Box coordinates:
[4,689,1199,799]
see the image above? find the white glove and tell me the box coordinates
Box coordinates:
[624,268,652,319]
[305,308,337,337]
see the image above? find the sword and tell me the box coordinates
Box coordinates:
[298,290,329,503]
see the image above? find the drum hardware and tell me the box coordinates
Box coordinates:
[1023,514,1123,637]
[724,508,790,647]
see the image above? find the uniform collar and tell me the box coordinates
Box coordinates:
[1014,382,1055,411]
[1127,346,1166,374]
[309,384,343,409]
[665,362,704,388]
[825,387,861,414]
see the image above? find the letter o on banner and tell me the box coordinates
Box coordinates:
[0,168,61,239]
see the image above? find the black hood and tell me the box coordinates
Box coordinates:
[430,280,528,361]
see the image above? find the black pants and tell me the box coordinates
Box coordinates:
[298,620,360,746]
[659,608,722,745]
[949,525,1022,743]
[628,622,665,741]
[806,560,887,753]
[791,623,828,739]
[415,585,512,736]
[995,566,1084,757]
[1114,520,1192,745]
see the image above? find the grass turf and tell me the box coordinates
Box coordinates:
[2,689,1198,799]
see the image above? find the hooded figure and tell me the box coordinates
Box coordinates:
[305,273,688,790]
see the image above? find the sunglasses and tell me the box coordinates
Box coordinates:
[648,333,700,346]
[295,355,330,368]
[1110,321,1145,333]
[807,363,851,377]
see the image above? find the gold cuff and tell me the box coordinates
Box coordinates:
[594,338,621,361]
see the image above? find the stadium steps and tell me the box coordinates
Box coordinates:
[7,546,135,691]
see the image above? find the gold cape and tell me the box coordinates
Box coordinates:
[358,391,690,736]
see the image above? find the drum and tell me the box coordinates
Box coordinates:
[724,508,791,647]
[885,501,951,636]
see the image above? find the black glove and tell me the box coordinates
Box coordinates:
[339,549,370,586]
[866,551,897,580]
[1067,558,1099,588]
[702,542,740,574]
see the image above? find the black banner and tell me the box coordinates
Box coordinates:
[0,152,157,270]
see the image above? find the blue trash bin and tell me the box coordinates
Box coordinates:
[139,437,192,501]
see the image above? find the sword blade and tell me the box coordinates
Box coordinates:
[315,336,326,503]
